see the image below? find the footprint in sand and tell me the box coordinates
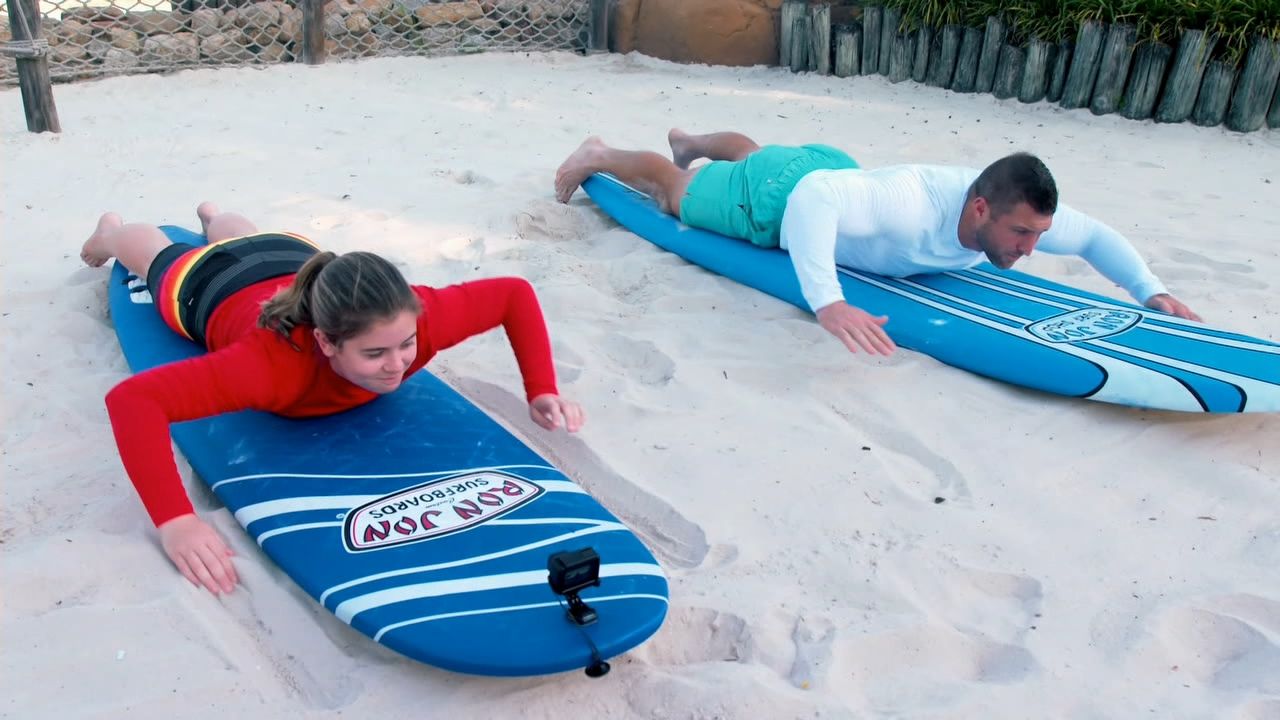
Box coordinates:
[1151,597,1280,694]
[450,377,710,569]
[437,235,486,264]
[635,606,754,666]
[600,333,675,387]
[825,406,972,504]
[430,168,492,186]
[514,199,587,242]
[551,339,585,384]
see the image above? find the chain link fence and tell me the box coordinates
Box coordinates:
[2,0,592,86]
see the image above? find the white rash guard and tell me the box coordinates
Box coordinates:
[777,164,1169,313]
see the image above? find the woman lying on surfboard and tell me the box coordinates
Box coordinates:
[83,202,584,596]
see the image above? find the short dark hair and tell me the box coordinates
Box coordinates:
[971,152,1058,217]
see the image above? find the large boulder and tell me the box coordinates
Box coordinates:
[611,0,780,67]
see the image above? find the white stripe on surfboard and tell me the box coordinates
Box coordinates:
[891,274,1279,403]
[234,480,586,526]
[372,593,669,642]
[210,463,560,491]
[257,521,344,544]
[954,270,1280,354]
[334,563,666,623]
[839,268,1204,411]
[318,519,630,604]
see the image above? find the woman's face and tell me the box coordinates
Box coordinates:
[314,310,418,394]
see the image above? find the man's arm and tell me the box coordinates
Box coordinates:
[779,177,897,355]
[1037,204,1199,319]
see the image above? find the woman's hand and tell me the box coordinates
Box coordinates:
[529,393,585,432]
[157,513,238,595]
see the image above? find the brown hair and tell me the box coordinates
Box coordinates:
[970,152,1059,217]
[258,251,421,346]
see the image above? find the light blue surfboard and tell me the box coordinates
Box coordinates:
[108,226,669,676]
[582,173,1280,413]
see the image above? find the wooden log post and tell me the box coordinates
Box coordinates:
[1226,37,1280,133]
[888,30,912,83]
[3,0,61,133]
[1061,21,1106,109]
[1271,81,1280,128]
[951,26,983,93]
[790,14,811,72]
[834,24,862,78]
[300,0,326,65]
[975,15,1005,93]
[1191,60,1238,127]
[780,0,805,69]
[992,44,1025,99]
[879,5,900,75]
[912,25,933,83]
[1046,41,1073,103]
[1121,42,1172,120]
[1019,38,1054,103]
[1090,23,1136,115]
[1155,29,1216,123]
[808,3,832,74]
[925,24,962,88]
[861,5,882,76]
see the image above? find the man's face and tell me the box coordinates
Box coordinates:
[975,199,1054,269]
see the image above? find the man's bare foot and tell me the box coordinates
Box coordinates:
[196,201,220,235]
[81,212,123,267]
[668,128,700,170]
[554,136,607,203]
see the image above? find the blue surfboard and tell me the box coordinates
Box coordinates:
[108,226,669,676]
[582,173,1280,413]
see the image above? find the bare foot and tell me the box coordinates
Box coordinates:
[554,136,607,203]
[196,201,220,235]
[81,212,123,267]
[668,128,700,170]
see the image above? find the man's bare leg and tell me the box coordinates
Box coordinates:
[80,213,172,279]
[197,201,258,243]
[667,128,762,169]
[554,136,695,216]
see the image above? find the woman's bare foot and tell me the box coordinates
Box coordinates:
[554,136,607,203]
[81,212,123,267]
[196,201,221,235]
[668,128,700,170]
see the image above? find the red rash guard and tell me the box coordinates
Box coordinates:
[106,276,560,527]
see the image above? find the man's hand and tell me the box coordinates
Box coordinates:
[815,301,896,355]
[158,513,238,595]
[529,393,585,432]
[1144,293,1201,321]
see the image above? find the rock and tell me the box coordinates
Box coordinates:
[527,0,578,23]
[51,19,93,47]
[280,10,303,43]
[257,41,290,61]
[109,27,142,52]
[62,6,125,23]
[415,1,483,26]
[345,10,373,34]
[356,0,395,21]
[201,31,248,61]
[189,9,225,37]
[245,25,278,47]
[104,47,141,69]
[142,32,199,63]
[612,0,779,67]
[128,11,185,35]
[237,1,282,29]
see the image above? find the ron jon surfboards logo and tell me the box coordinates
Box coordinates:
[343,471,544,553]
[1026,307,1141,343]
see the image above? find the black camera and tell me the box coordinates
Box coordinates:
[547,547,601,626]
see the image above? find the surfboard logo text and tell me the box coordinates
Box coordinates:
[343,471,544,552]
[1026,308,1140,343]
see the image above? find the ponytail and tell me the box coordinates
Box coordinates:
[259,251,337,341]
[258,250,421,347]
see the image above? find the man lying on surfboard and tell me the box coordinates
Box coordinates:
[553,129,1200,357]
[83,203,584,595]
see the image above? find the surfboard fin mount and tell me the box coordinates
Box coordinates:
[548,547,611,678]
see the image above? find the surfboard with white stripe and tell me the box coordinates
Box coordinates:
[583,173,1279,413]
[109,226,669,677]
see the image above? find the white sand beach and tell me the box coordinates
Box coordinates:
[2,51,1279,719]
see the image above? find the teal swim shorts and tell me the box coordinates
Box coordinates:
[678,144,859,248]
